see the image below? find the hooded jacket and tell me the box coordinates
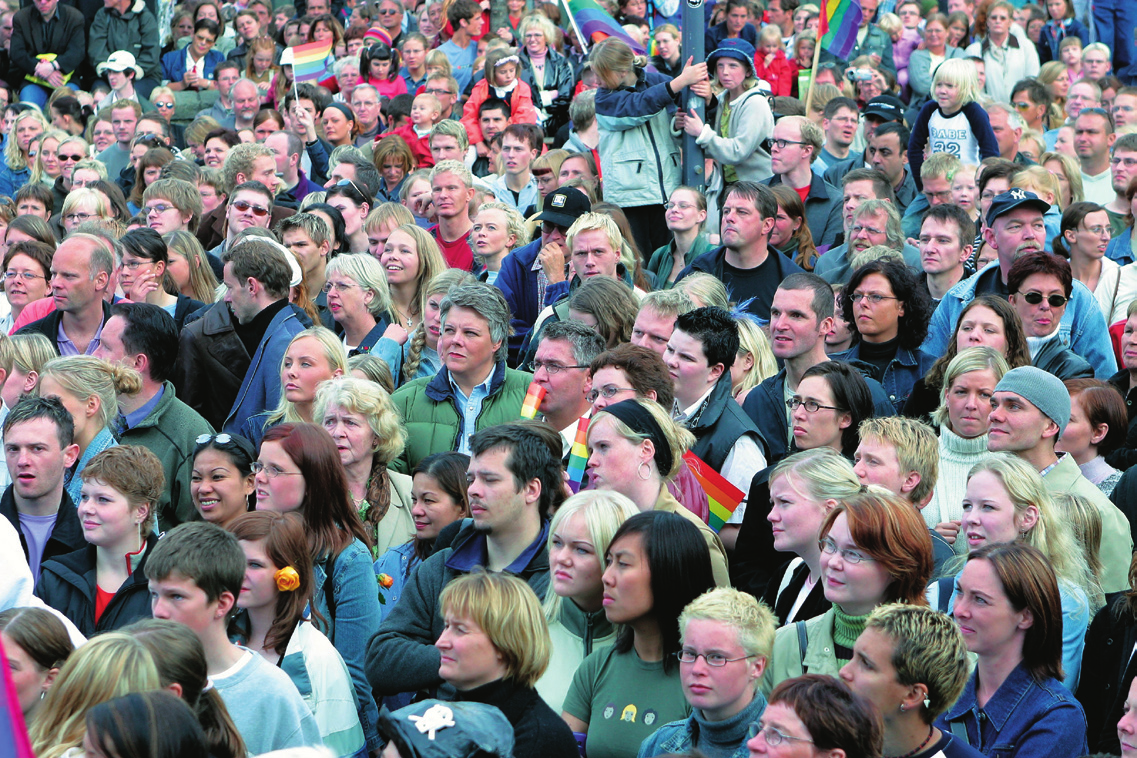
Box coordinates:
[89,0,161,80]
[696,85,774,191]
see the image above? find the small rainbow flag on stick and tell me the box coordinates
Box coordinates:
[818,0,863,60]
[520,382,546,420]
[290,38,334,83]
[566,416,590,493]
[682,451,745,533]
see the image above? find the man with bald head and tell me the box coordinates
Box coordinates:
[225,79,261,132]
[18,234,113,355]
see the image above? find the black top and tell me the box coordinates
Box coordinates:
[233,298,288,357]
[455,678,579,758]
[856,335,900,377]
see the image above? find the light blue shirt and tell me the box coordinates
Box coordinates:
[449,368,495,455]
[438,38,478,92]
[489,173,540,214]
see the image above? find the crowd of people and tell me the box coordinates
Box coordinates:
[7,0,1137,755]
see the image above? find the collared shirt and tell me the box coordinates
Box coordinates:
[674,387,765,516]
[1039,453,1064,479]
[184,48,208,79]
[117,384,165,433]
[449,367,496,454]
[58,319,104,356]
[489,173,540,214]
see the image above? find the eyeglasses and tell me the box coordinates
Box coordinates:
[251,461,303,478]
[57,153,83,162]
[1012,101,1034,110]
[676,649,753,666]
[146,204,175,215]
[64,212,93,224]
[120,258,153,271]
[587,385,637,403]
[1111,156,1137,168]
[542,222,569,235]
[850,292,899,305]
[532,360,588,375]
[819,536,874,563]
[378,7,399,13]
[850,224,885,237]
[1079,224,1110,236]
[231,199,269,217]
[154,102,176,110]
[1018,291,1069,307]
[771,138,805,149]
[196,433,234,444]
[4,270,45,281]
[786,397,843,413]
[425,88,452,97]
[322,280,359,293]
[748,723,816,747]
[665,201,698,211]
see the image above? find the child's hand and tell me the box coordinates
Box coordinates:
[690,80,712,99]
[935,520,962,545]
[496,27,512,41]
[682,108,704,136]
[673,57,708,90]
[764,53,776,66]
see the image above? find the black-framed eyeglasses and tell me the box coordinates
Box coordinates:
[771,138,805,149]
[786,397,843,413]
[747,723,816,747]
[532,360,588,375]
[541,221,569,235]
[1017,291,1069,307]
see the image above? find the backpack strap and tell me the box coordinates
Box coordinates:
[795,620,808,669]
[949,719,970,746]
[936,576,955,614]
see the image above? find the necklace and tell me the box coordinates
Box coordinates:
[886,726,935,758]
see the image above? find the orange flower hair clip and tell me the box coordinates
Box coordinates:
[275,566,301,591]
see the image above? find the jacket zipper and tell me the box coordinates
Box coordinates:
[643,116,669,205]
[584,612,595,656]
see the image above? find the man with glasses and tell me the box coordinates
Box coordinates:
[964,0,1039,103]
[209,180,275,258]
[1105,134,1137,236]
[351,84,382,144]
[376,0,405,47]
[1112,87,1137,130]
[495,187,591,360]
[92,302,213,531]
[531,320,604,456]
[815,169,901,285]
[1044,78,1100,149]
[763,116,842,249]
[1075,107,1116,204]
[922,190,1117,378]
[1082,42,1113,80]
[424,73,460,121]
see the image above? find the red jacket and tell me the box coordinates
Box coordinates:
[389,123,434,168]
[461,78,540,145]
[753,48,794,97]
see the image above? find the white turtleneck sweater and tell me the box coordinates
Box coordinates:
[924,424,993,554]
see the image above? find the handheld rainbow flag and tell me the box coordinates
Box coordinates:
[519,382,546,420]
[818,0,863,60]
[566,416,590,493]
[290,38,334,83]
[561,0,647,55]
[682,451,744,533]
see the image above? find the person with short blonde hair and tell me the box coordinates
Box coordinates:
[855,416,940,507]
[640,587,777,758]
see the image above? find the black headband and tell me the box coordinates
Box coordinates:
[600,399,673,477]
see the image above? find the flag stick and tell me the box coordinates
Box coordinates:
[560,0,590,54]
[804,5,825,117]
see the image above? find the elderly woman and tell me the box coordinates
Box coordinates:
[315,377,412,559]
[516,13,575,133]
[438,571,578,758]
[762,487,935,693]
[747,675,882,758]
[324,253,402,372]
[939,543,1089,758]
[840,605,974,758]
[585,397,730,586]
[640,587,777,758]
[924,347,1009,544]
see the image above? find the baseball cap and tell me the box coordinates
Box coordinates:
[985,189,1050,227]
[863,95,906,122]
[535,187,590,228]
[97,51,144,78]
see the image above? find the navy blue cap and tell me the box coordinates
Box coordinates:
[985,189,1050,227]
[708,38,757,78]
[863,94,906,122]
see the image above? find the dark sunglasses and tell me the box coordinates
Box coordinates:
[57,153,83,162]
[1018,291,1068,307]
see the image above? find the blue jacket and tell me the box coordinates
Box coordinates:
[638,692,766,758]
[312,537,383,750]
[923,262,1117,379]
[373,541,416,622]
[493,238,570,358]
[833,343,937,413]
[161,47,225,84]
[937,662,1088,758]
[1106,231,1134,266]
[0,163,30,199]
[223,304,307,435]
[705,22,759,54]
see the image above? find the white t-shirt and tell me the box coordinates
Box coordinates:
[928,107,982,165]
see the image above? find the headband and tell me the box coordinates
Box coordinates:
[600,399,673,477]
[324,101,356,122]
[494,55,521,67]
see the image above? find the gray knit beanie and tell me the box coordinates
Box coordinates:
[993,366,1070,438]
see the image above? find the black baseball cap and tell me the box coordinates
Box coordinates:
[863,95,906,123]
[985,189,1051,227]
[535,187,590,228]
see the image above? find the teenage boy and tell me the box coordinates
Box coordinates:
[147,522,324,754]
[490,124,540,214]
[437,0,483,92]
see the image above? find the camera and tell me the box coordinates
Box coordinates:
[845,68,874,83]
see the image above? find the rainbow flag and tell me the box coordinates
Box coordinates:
[566,416,590,493]
[520,382,546,420]
[290,39,334,83]
[819,0,863,60]
[561,0,647,55]
[682,451,744,533]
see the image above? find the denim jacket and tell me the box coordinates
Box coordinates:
[833,344,937,413]
[923,262,1117,379]
[638,692,767,758]
[1106,230,1134,266]
[937,662,1089,758]
[312,537,382,750]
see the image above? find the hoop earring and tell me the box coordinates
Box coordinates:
[637,461,652,481]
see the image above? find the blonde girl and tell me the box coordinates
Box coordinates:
[164,229,221,302]
[380,223,447,338]
[0,109,48,198]
[29,128,68,187]
[907,58,999,191]
[732,315,777,405]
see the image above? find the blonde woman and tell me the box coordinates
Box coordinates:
[315,377,412,559]
[29,129,67,189]
[472,201,529,286]
[379,223,447,337]
[674,271,730,309]
[38,356,142,505]
[60,189,113,237]
[242,327,347,446]
[0,333,57,410]
[401,268,475,383]
[1042,151,1084,209]
[164,230,220,302]
[948,453,1101,688]
[0,109,48,198]
[732,315,776,405]
[538,489,638,712]
[28,633,161,758]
